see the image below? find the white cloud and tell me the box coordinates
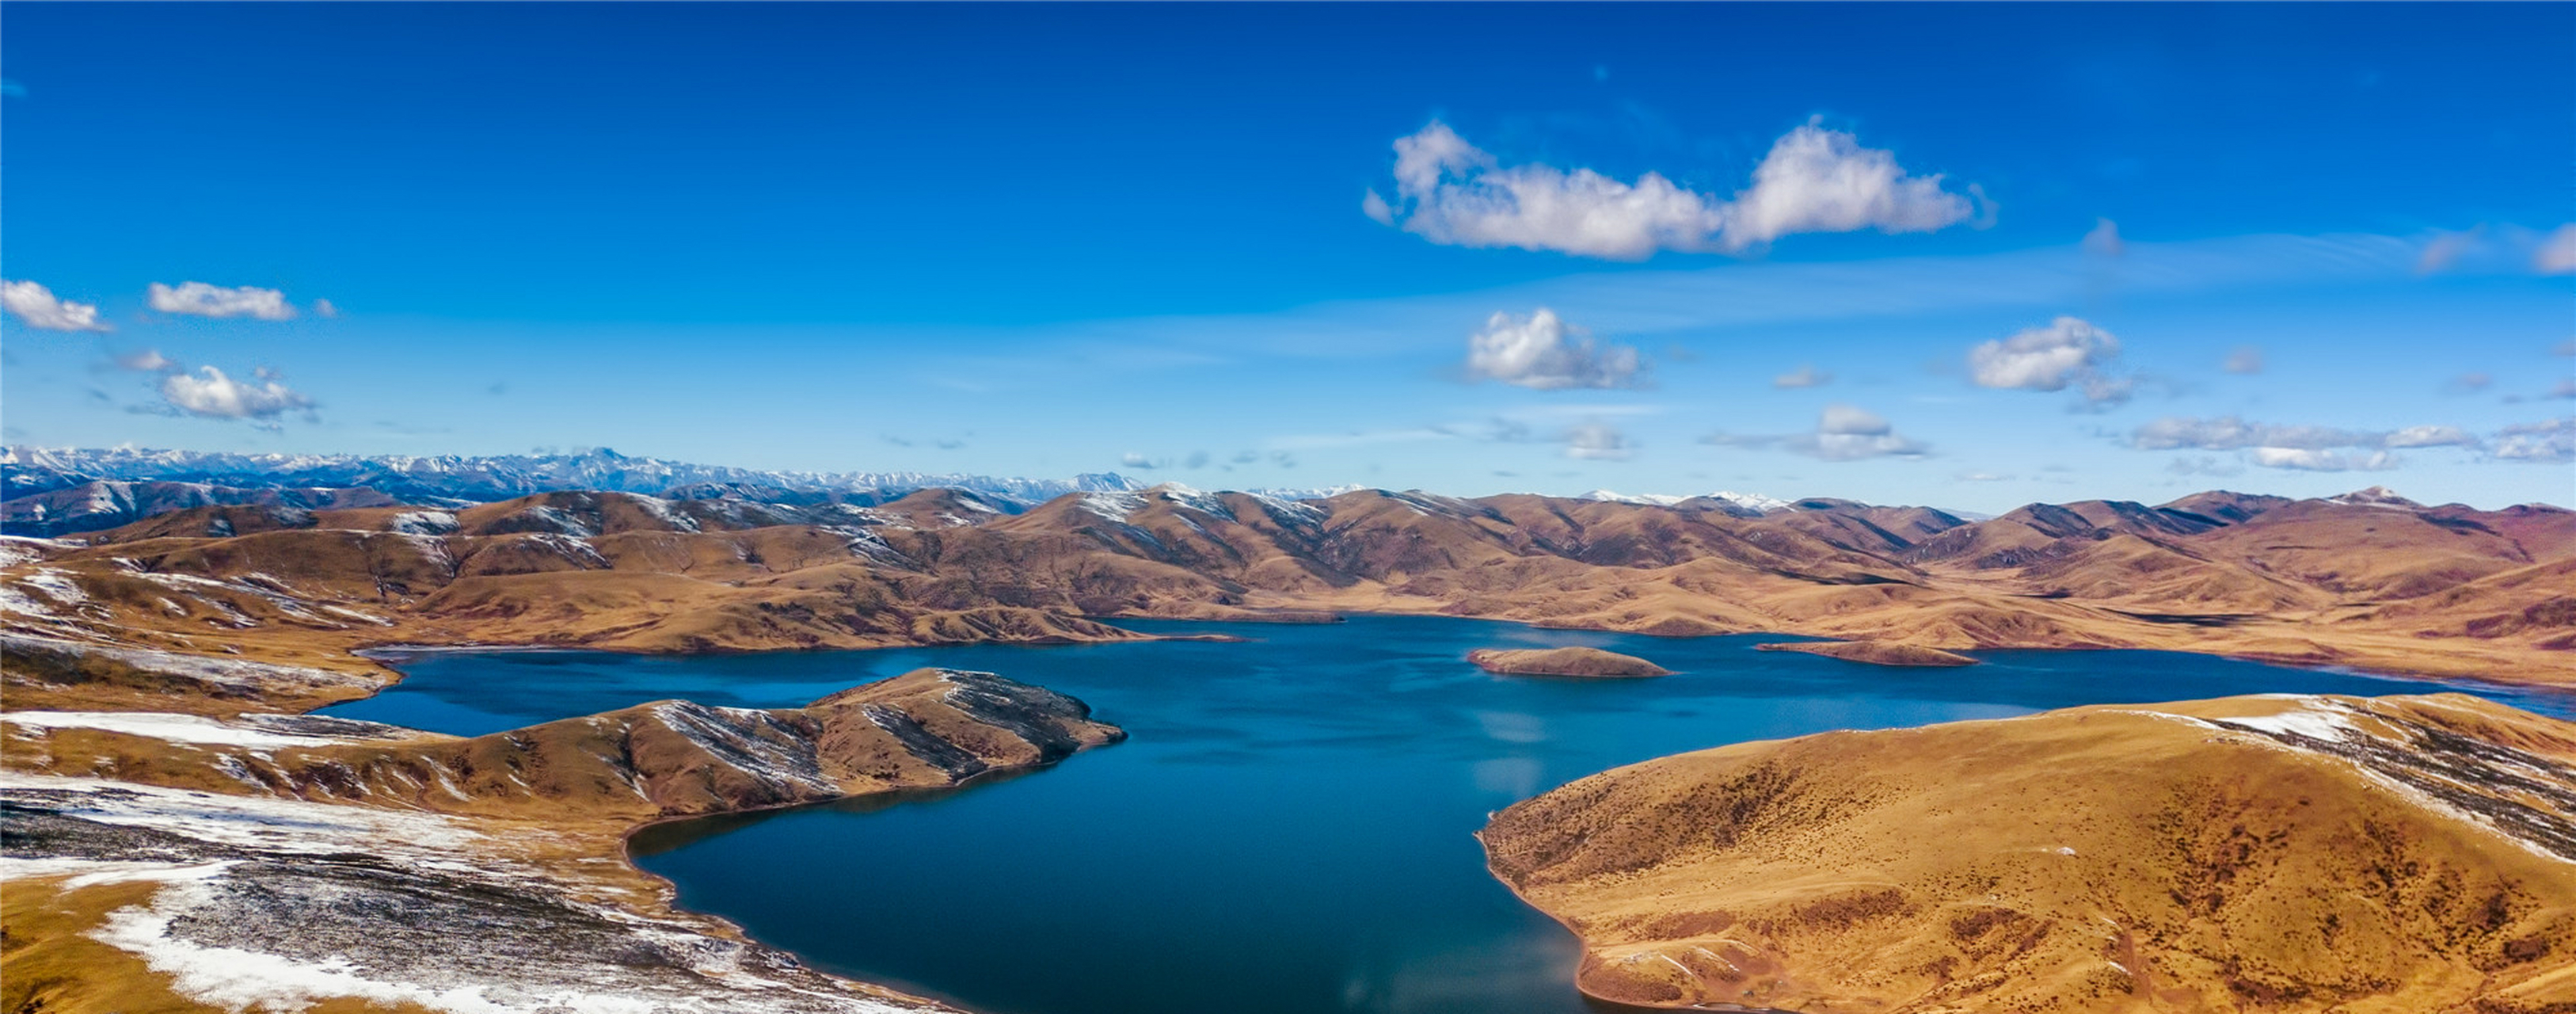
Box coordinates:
[147,281,296,320]
[2416,227,2482,275]
[115,349,177,372]
[1465,307,1645,390]
[1771,364,1832,389]
[1372,118,1976,260]
[1562,421,1634,460]
[1968,316,2125,404]
[2082,218,2124,257]
[2249,448,2395,472]
[2494,418,2574,463]
[314,298,341,318]
[1725,122,1981,250]
[2,280,110,332]
[159,366,315,420]
[2133,415,2485,471]
[2164,456,2243,478]
[2224,345,2264,375]
[2133,416,2382,452]
[1118,452,1162,470]
[2537,224,2576,275]
[2551,378,2576,401]
[1360,190,1395,227]
[2383,425,2479,448]
[1700,404,1928,461]
[2076,375,2136,411]
[1788,404,1929,461]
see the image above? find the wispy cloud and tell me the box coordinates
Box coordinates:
[2133,415,2475,452]
[113,349,178,372]
[2494,417,2573,463]
[1771,364,1832,389]
[2536,224,2576,275]
[147,281,298,320]
[2129,414,2486,471]
[2,280,110,332]
[2224,345,2264,375]
[2415,226,2483,275]
[1706,403,1929,461]
[1562,421,1634,460]
[1370,118,1977,260]
[2081,218,2124,258]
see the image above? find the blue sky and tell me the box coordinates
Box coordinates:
[4,2,2570,509]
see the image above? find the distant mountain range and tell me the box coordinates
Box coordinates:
[0,445,1151,536]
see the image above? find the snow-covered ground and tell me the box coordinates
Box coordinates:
[2,773,946,1014]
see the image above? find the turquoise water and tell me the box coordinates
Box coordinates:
[339,616,2573,1014]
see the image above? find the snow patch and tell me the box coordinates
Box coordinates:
[624,494,703,533]
[1704,490,1792,513]
[388,510,460,536]
[0,535,74,567]
[0,635,379,692]
[0,772,484,852]
[2,711,356,749]
[2217,699,2357,742]
[1079,492,1147,524]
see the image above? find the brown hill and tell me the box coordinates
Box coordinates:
[7,483,2573,708]
[1468,646,1672,678]
[2158,490,2292,525]
[0,667,1121,1014]
[2189,497,2548,600]
[10,667,1122,821]
[1755,640,1977,666]
[1481,693,2576,1013]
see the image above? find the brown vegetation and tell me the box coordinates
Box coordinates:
[1468,646,1672,677]
[1482,692,2576,1012]
[5,485,2570,718]
[1756,640,1980,666]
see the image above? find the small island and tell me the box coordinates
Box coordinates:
[1756,640,1978,667]
[1468,646,1672,678]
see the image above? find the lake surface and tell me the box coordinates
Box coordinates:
[338,616,2574,1014]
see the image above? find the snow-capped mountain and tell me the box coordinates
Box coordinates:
[1577,489,1691,507]
[1242,483,1367,501]
[1,445,1144,507]
[2327,486,2423,509]
[1577,489,1793,513]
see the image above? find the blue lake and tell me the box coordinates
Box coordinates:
[336,616,2576,1014]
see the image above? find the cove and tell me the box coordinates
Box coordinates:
[336,616,2576,1014]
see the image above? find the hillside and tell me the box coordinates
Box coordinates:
[6,482,2572,713]
[1481,693,2576,1013]
[0,667,1121,1013]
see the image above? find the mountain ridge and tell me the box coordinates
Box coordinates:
[5,476,2570,710]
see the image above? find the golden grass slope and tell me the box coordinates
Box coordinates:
[4,668,1122,822]
[1481,693,2576,1013]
